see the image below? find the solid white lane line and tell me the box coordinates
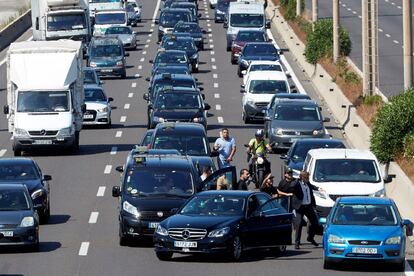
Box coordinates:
[97,186,106,197]
[213,73,218,78]
[128,93,134,98]
[215,104,221,110]
[214,93,220,98]
[110,147,117,155]
[0,149,6,157]
[78,242,90,256]
[386,33,391,38]
[88,212,99,224]
[214,83,219,88]
[131,82,136,88]
[124,103,130,109]
[120,116,127,123]
[140,57,145,62]
[152,0,162,22]
[212,65,217,70]
[217,117,224,123]
[115,131,122,138]
[104,165,112,174]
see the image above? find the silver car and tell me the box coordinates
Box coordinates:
[265,99,330,150]
[83,84,113,127]
[105,26,137,50]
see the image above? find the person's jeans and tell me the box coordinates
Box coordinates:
[218,158,230,169]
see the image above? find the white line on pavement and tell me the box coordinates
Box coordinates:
[207,23,211,27]
[398,5,401,9]
[131,82,136,88]
[150,29,154,32]
[393,40,399,44]
[0,149,6,157]
[120,116,127,123]
[124,103,130,109]
[97,186,106,197]
[104,165,112,174]
[212,65,217,70]
[88,212,99,224]
[391,2,395,5]
[128,93,134,98]
[378,28,383,32]
[215,104,221,110]
[142,51,147,55]
[210,44,214,48]
[152,0,161,22]
[214,83,219,88]
[208,28,212,32]
[110,147,117,155]
[214,93,220,98]
[209,39,213,43]
[386,33,391,38]
[208,33,212,37]
[211,57,216,62]
[134,73,140,78]
[149,34,152,37]
[342,3,346,7]
[352,11,357,14]
[207,19,210,22]
[206,15,209,18]
[78,242,90,256]
[0,36,33,67]
[210,50,215,55]
[146,39,151,43]
[115,131,122,138]
[145,44,149,48]
[140,57,145,62]
[138,65,142,70]
[213,74,218,78]
[358,15,362,19]
[347,8,351,11]
[217,117,224,123]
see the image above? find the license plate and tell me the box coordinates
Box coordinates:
[148,222,159,229]
[0,231,13,237]
[83,114,94,119]
[33,140,52,145]
[352,247,377,254]
[101,69,112,72]
[174,241,197,248]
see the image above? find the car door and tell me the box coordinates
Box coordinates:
[242,194,264,248]
[200,166,237,191]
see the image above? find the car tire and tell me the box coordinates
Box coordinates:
[237,67,243,77]
[121,72,127,79]
[119,225,129,246]
[242,111,250,124]
[230,235,243,261]
[323,258,333,270]
[231,57,237,65]
[29,241,39,252]
[274,245,287,255]
[40,201,50,224]
[13,148,22,157]
[156,251,173,261]
[106,118,112,129]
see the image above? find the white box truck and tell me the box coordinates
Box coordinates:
[31,0,91,50]
[89,0,125,18]
[4,40,86,156]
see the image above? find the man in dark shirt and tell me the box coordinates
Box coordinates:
[260,173,278,196]
[233,169,249,190]
[277,168,295,195]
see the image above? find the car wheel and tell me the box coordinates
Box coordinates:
[40,202,50,224]
[231,57,237,65]
[274,245,287,255]
[323,258,332,270]
[242,111,250,124]
[119,225,129,246]
[121,72,127,79]
[230,236,242,261]
[237,67,243,77]
[106,118,112,129]
[13,148,22,157]
[156,251,173,261]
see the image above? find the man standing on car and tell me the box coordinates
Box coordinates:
[291,171,323,249]
[213,128,236,168]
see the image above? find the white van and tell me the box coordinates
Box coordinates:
[303,149,387,217]
[224,1,270,50]
[93,9,127,36]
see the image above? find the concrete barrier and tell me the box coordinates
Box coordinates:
[0,9,31,52]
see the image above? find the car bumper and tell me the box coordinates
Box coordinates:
[83,110,111,125]
[13,136,75,150]
[123,41,136,50]
[0,226,38,246]
[243,103,266,120]
[94,66,125,76]
[215,13,225,22]
[269,134,329,149]
[120,215,163,237]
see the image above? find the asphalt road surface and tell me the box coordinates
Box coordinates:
[0,0,413,275]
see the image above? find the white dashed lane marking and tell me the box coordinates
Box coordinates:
[145,45,149,48]
[378,28,383,32]
[208,33,212,37]
[88,212,99,224]
[217,117,224,123]
[210,44,214,48]
[394,40,399,44]
[110,147,117,155]
[115,131,122,138]
[146,39,151,43]
[214,83,219,88]
[78,242,90,256]
[216,104,221,110]
[213,74,218,78]
[131,83,136,88]
[104,165,112,174]
[0,149,6,157]
[210,50,215,55]
[148,34,152,37]
[140,57,145,62]
[120,116,127,123]
[212,65,217,70]
[358,15,362,19]
[138,65,142,70]
[386,34,391,38]
[214,93,220,98]
[97,186,106,197]
[134,74,140,78]
[128,93,134,98]
[142,51,147,55]
[211,57,216,62]
[124,103,130,109]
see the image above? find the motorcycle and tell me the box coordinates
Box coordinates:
[244,144,272,189]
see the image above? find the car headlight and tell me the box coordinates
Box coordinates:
[116,61,124,67]
[208,226,230,238]
[153,116,165,123]
[191,53,198,59]
[31,189,44,200]
[385,236,401,245]
[328,234,345,244]
[20,216,35,227]
[97,106,109,113]
[89,61,97,67]
[313,189,327,200]
[273,128,283,135]
[122,200,140,217]
[313,129,324,136]
[59,127,73,136]
[193,117,204,122]
[372,189,386,197]
[14,128,29,137]
[155,225,169,236]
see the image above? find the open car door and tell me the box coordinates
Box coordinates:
[200,166,237,191]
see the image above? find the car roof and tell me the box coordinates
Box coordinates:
[84,84,104,90]
[247,71,288,80]
[271,93,311,100]
[273,99,318,106]
[157,49,187,55]
[126,154,195,170]
[156,86,199,93]
[95,9,126,14]
[244,42,275,47]
[171,2,196,7]
[307,148,377,160]
[155,122,206,135]
[162,8,192,13]
[0,183,27,190]
[293,138,344,147]
[337,196,393,205]
[84,67,97,72]
[0,158,34,165]
[229,2,264,13]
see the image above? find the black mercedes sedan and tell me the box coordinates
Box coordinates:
[0,158,51,223]
[153,190,293,261]
[0,184,39,250]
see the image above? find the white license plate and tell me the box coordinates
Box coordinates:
[101,69,112,72]
[83,114,94,119]
[352,247,377,254]
[148,222,159,229]
[174,241,197,248]
[0,231,13,237]
[33,140,52,145]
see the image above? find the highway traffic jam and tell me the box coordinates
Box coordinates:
[0,0,413,274]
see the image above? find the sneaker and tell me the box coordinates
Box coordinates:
[307,237,319,247]
[294,243,300,249]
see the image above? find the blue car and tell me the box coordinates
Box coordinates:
[321,196,413,271]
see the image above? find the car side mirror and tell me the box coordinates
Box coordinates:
[383,175,392,183]
[291,89,298,93]
[240,88,246,93]
[266,20,271,29]
[3,105,9,115]
[198,87,204,91]
[323,117,330,122]
[154,19,159,24]
[204,103,211,110]
[198,13,202,18]
[143,93,149,101]
[223,22,228,28]
[115,165,124,173]
[319,217,327,224]
[202,30,206,34]
[145,77,150,82]
[268,38,273,42]
[149,60,154,64]
[112,186,121,197]
[290,85,296,89]
[241,70,247,75]
[43,175,52,181]
[108,97,114,102]
[403,219,413,236]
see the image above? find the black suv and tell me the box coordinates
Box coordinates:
[112,147,236,245]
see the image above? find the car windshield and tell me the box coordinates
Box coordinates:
[124,168,194,196]
[244,44,277,56]
[91,45,122,57]
[249,80,288,94]
[105,26,132,34]
[126,5,135,12]
[174,24,201,33]
[85,88,106,102]
[17,91,70,112]
[47,13,86,31]
[153,134,208,156]
[217,0,231,8]
[250,64,282,72]
[0,189,31,211]
[230,14,264,27]
[84,70,98,85]
[155,52,187,64]
[0,163,39,181]
[154,92,201,109]
[90,0,122,3]
[274,105,321,120]
[160,11,191,27]
[236,32,266,42]
[180,195,245,216]
[289,142,345,162]
[332,204,398,226]
[163,40,196,51]
[153,81,195,95]
[313,159,381,183]
[154,67,190,75]
[95,13,125,24]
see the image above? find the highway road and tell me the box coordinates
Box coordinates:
[0,0,413,275]
[303,0,413,98]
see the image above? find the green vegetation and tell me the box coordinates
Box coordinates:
[335,58,360,85]
[280,0,305,21]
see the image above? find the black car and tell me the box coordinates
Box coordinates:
[0,184,40,250]
[147,88,210,129]
[173,22,205,50]
[112,147,236,245]
[280,138,346,177]
[153,190,293,261]
[150,49,191,75]
[0,158,51,223]
[214,0,236,23]
[140,129,154,147]
[149,65,191,79]
[170,2,199,22]
[238,42,280,77]
[156,8,192,42]
[161,36,199,71]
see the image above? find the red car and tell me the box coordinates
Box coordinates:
[231,30,269,64]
